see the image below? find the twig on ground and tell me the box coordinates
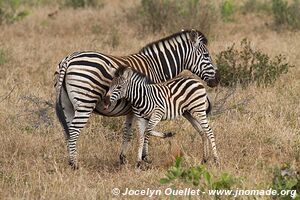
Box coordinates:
[210,87,253,116]
[0,85,17,104]
[20,95,54,108]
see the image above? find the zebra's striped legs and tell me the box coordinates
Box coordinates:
[136,118,148,168]
[196,112,219,166]
[136,109,174,168]
[203,136,210,164]
[67,108,93,169]
[141,128,175,163]
[141,109,169,165]
[119,113,135,165]
[183,112,209,163]
[184,112,220,166]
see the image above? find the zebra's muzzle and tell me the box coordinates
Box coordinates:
[207,70,220,87]
[103,94,111,110]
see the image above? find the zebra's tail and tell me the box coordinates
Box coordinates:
[206,95,212,115]
[54,58,70,139]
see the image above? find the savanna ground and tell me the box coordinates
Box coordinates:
[0,0,299,199]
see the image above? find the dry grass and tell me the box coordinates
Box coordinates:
[0,1,299,200]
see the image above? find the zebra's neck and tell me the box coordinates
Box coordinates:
[125,73,154,108]
[123,32,193,83]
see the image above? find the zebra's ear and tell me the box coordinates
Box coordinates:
[123,68,133,80]
[189,29,200,48]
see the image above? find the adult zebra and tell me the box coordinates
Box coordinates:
[105,66,219,167]
[54,29,220,169]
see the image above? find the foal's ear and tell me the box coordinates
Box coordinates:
[115,65,128,77]
[123,68,133,79]
[189,29,200,48]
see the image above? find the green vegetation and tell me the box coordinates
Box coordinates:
[127,0,217,34]
[160,157,240,193]
[64,0,104,8]
[216,38,293,87]
[241,0,271,14]
[271,164,300,199]
[221,0,235,21]
[272,0,300,30]
[0,0,29,24]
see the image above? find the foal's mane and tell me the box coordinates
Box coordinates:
[114,66,154,84]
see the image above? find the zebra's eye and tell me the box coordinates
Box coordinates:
[116,86,122,90]
[203,53,209,58]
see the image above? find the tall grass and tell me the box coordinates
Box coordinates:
[126,0,217,35]
[272,0,300,30]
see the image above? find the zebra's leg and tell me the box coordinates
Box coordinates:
[192,112,220,166]
[141,128,175,163]
[136,118,148,168]
[141,109,167,165]
[67,107,94,169]
[119,112,135,165]
[184,112,219,165]
[183,112,209,164]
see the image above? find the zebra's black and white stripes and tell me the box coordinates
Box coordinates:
[105,66,220,167]
[54,29,220,169]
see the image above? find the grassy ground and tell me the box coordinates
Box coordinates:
[0,1,299,199]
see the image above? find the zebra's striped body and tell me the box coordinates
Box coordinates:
[106,66,219,167]
[54,30,220,169]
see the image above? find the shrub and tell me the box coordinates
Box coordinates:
[272,0,300,30]
[221,0,235,21]
[126,0,217,35]
[64,0,103,9]
[241,0,271,14]
[0,0,29,25]
[160,157,240,193]
[215,38,293,87]
[271,164,300,199]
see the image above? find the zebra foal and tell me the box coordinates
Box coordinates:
[105,66,220,167]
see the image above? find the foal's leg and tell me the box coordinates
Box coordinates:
[141,110,175,163]
[119,113,135,165]
[183,112,209,163]
[194,111,219,166]
[136,118,148,168]
[184,112,219,165]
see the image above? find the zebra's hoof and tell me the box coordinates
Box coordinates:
[136,161,150,171]
[214,158,221,168]
[136,161,142,169]
[164,131,176,138]
[142,155,152,164]
[201,158,208,164]
[119,154,127,165]
[68,161,79,170]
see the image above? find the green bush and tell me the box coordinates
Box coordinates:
[160,157,240,192]
[221,0,235,21]
[271,164,300,199]
[241,0,271,14]
[0,0,29,25]
[216,38,293,87]
[64,0,103,9]
[272,0,300,30]
[127,0,217,34]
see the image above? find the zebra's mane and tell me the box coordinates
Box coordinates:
[139,29,207,53]
[114,66,154,84]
